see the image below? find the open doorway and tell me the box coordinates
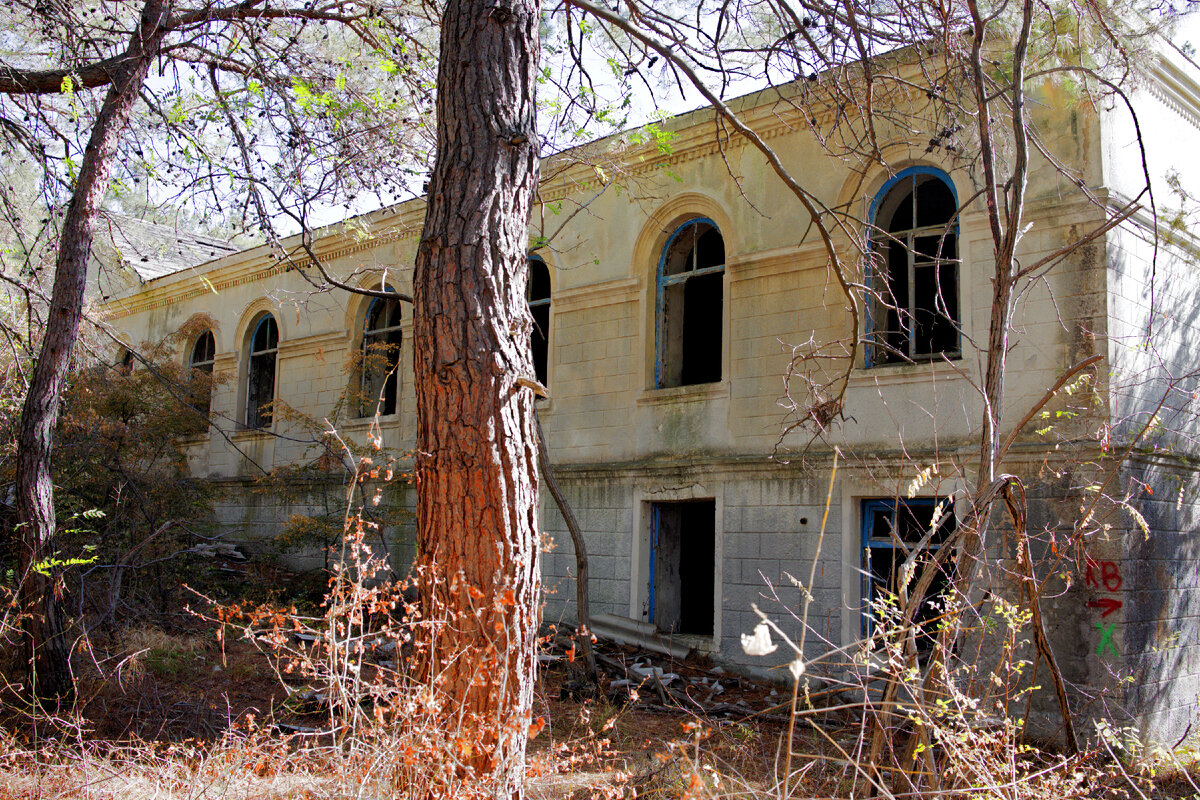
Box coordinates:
[649,500,715,636]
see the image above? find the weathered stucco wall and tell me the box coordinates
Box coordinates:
[1094,49,1200,742]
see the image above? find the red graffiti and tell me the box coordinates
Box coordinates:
[1087,598,1122,618]
[1083,556,1123,659]
[1085,559,1122,592]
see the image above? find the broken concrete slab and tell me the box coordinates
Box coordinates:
[589,613,692,660]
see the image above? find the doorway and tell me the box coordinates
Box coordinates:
[649,500,715,636]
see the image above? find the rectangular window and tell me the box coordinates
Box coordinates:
[649,500,715,636]
[861,497,955,650]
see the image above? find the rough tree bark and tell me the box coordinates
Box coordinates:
[12,0,173,704]
[411,0,540,793]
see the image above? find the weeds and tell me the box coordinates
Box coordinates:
[0,435,1193,799]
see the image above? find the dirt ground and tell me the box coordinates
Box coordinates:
[0,605,1192,799]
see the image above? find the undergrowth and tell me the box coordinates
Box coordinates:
[0,447,1196,798]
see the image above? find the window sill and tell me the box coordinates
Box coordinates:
[637,380,729,406]
[231,427,273,442]
[343,413,401,427]
[178,432,210,447]
[850,358,965,388]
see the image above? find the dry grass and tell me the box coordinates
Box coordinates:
[0,648,1192,800]
[120,625,211,658]
[0,581,1192,799]
[0,734,397,800]
[106,625,214,682]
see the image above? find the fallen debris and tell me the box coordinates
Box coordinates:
[589,613,692,660]
[540,619,796,722]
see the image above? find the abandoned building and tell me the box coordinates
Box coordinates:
[98,42,1200,746]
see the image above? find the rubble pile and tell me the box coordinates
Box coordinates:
[541,623,799,723]
[271,615,878,733]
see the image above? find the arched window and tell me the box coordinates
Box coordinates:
[360,291,402,417]
[189,330,216,414]
[245,314,278,429]
[656,218,724,388]
[867,168,960,366]
[527,255,551,388]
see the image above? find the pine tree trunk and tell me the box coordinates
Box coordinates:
[13,0,172,705]
[412,0,540,794]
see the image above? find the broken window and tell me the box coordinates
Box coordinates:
[861,497,955,652]
[189,329,216,415]
[245,314,278,429]
[360,291,402,417]
[527,255,550,388]
[656,219,724,387]
[867,169,960,365]
[649,500,715,637]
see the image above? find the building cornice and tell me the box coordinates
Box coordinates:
[1146,51,1200,133]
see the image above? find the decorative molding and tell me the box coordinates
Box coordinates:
[104,214,424,319]
[553,277,640,311]
[276,330,351,360]
[1147,54,1200,133]
[726,250,797,281]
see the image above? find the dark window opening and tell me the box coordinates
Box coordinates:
[861,497,956,652]
[527,255,550,387]
[657,219,724,388]
[869,171,960,365]
[246,315,278,429]
[361,292,402,417]
[650,500,715,637]
[189,330,216,414]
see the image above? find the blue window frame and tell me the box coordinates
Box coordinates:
[655,218,724,388]
[861,497,955,648]
[866,167,960,366]
[245,314,278,429]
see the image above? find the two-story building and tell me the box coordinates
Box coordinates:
[99,42,1200,745]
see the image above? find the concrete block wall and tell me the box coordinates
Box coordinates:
[1122,457,1200,746]
[718,474,842,669]
[942,453,1200,749]
[538,464,843,674]
[539,479,636,625]
[212,476,417,577]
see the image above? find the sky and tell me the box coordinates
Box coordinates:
[247,7,1200,239]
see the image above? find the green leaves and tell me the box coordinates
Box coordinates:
[60,75,80,122]
[33,553,98,577]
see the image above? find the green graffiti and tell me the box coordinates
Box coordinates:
[1096,621,1119,657]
